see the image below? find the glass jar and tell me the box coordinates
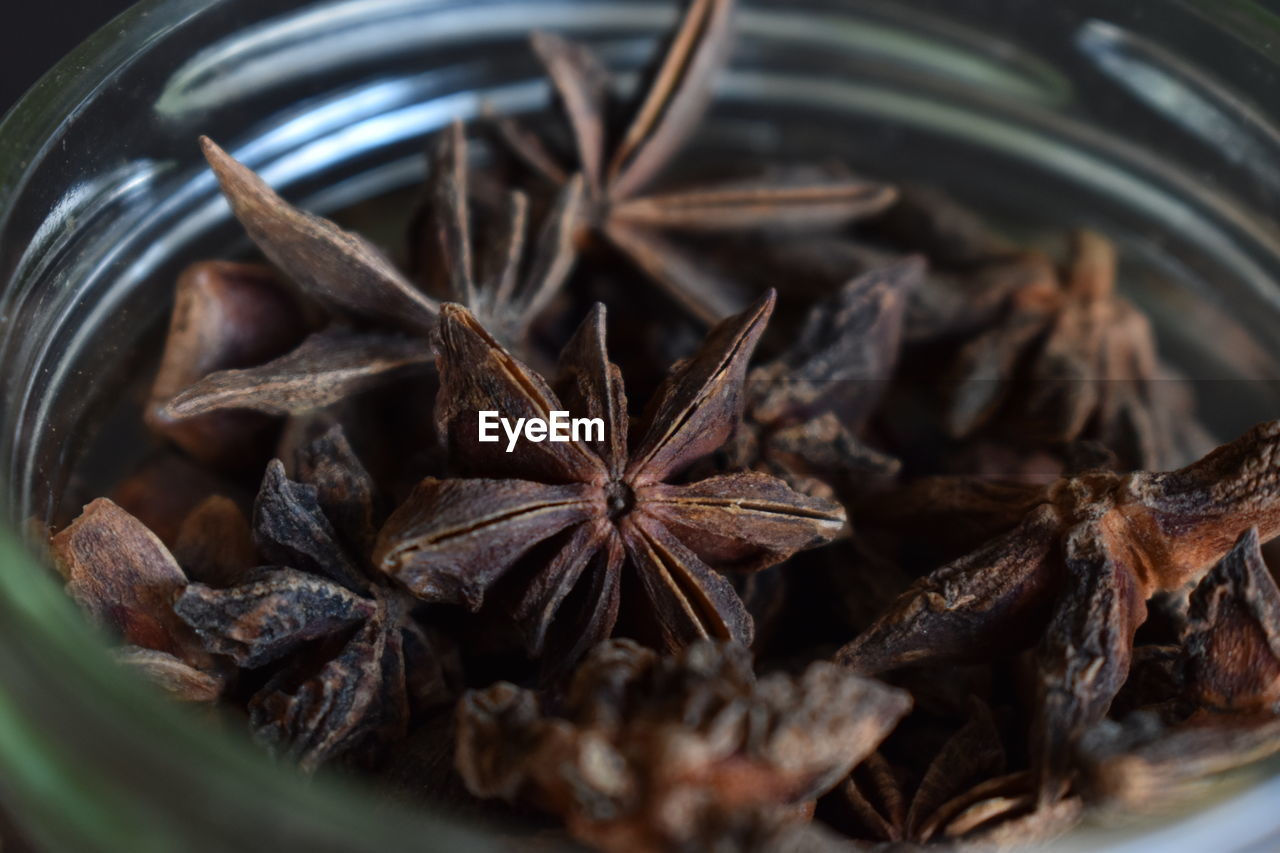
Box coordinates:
[0,0,1277,849]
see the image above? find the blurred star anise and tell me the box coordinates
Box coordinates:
[373,292,845,668]
[833,699,1081,849]
[942,230,1210,471]
[495,0,897,322]
[455,639,910,852]
[838,420,1280,799]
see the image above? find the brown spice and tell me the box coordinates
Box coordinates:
[374,293,844,669]
[455,639,910,852]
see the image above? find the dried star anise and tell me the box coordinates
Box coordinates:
[941,230,1209,471]
[155,132,586,430]
[831,699,1081,849]
[143,140,431,429]
[35,2,1280,841]
[144,261,308,468]
[837,420,1280,800]
[455,639,911,852]
[1182,527,1280,715]
[373,292,845,668]
[174,427,457,770]
[1079,527,1280,810]
[723,257,922,498]
[415,120,584,349]
[494,0,897,323]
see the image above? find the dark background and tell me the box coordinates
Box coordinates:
[1,1,139,117]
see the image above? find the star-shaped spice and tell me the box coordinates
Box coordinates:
[417,120,584,348]
[1079,527,1280,810]
[373,292,845,668]
[836,420,1280,799]
[832,699,1081,849]
[943,230,1209,470]
[455,639,910,852]
[494,0,897,323]
[175,427,457,771]
[724,257,921,498]
[155,134,582,428]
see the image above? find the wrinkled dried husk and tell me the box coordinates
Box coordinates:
[456,640,910,852]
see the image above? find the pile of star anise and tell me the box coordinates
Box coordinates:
[43,1,1280,850]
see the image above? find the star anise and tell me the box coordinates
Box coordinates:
[493,0,897,323]
[373,292,845,668]
[154,134,583,428]
[50,498,226,702]
[836,420,1280,800]
[832,699,1081,849]
[1182,527,1280,715]
[723,257,921,498]
[455,639,911,852]
[417,120,584,349]
[1079,526,1280,810]
[942,230,1209,471]
[174,426,457,771]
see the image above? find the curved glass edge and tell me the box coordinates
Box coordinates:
[0,0,214,217]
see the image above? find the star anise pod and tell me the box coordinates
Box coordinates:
[493,0,897,323]
[174,426,457,771]
[833,699,1081,849]
[943,230,1208,471]
[455,639,911,852]
[417,120,584,349]
[1079,527,1280,810]
[836,420,1280,800]
[1182,526,1280,715]
[373,292,845,669]
[724,257,921,498]
[154,135,583,429]
[50,498,227,702]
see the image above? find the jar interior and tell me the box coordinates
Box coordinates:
[4,0,1280,849]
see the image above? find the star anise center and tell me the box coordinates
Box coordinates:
[605,479,637,520]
